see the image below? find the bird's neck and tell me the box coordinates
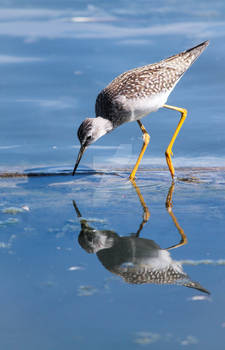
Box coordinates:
[96,116,114,135]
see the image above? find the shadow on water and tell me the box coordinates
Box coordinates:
[73,180,210,294]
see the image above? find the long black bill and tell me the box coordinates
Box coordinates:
[72,145,86,176]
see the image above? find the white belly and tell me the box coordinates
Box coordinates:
[116,91,170,122]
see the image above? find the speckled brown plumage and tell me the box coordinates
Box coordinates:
[113,265,208,293]
[95,41,209,127]
[116,265,187,285]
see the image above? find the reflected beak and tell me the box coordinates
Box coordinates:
[72,144,87,176]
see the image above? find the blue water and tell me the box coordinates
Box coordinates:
[0,1,225,349]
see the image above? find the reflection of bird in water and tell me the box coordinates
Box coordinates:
[73,41,209,179]
[73,182,209,294]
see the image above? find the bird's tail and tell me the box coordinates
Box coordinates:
[163,40,209,74]
[182,278,210,294]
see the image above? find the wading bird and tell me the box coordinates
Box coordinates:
[73,41,209,179]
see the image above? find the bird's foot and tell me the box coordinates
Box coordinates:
[165,148,175,179]
[129,174,136,181]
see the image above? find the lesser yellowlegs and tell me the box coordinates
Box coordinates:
[73,41,209,179]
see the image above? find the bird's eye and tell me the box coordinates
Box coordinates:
[85,135,92,144]
[86,233,93,242]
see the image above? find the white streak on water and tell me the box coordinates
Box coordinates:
[0,145,21,150]
[0,11,224,41]
[0,55,43,63]
[181,259,225,266]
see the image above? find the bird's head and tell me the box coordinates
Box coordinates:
[72,117,112,175]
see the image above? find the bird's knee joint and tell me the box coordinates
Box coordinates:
[181,108,187,118]
[165,149,173,159]
[143,133,150,144]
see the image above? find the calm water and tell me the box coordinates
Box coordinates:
[0,1,225,349]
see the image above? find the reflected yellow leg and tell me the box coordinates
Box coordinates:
[129,120,150,180]
[163,104,187,179]
[165,182,187,250]
[73,200,82,218]
[130,178,150,237]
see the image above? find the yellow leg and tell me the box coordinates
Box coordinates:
[129,120,150,180]
[163,104,187,179]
